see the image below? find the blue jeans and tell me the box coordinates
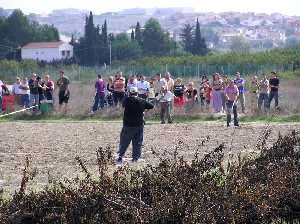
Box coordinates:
[226,101,238,126]
[92,93,105,112]
[269,91,279,108]
[118,126,144,161]
[258,93,269,112]
[21,94,30,108]
[30,94,39,107]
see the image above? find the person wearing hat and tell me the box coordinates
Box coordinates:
[117,86,154,164]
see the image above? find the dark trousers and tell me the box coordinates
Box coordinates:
[226,100,238,126]
[258,93,269,112]
[118,126,144,161]
[92,93,105,112]
[113,92,125,106]
[269,91,279,108]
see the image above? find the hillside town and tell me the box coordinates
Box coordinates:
[1,7,299,51]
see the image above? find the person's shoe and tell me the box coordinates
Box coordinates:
[88,111,95,115]
[234,124,240,128]
[168,120,173,124]
[227,123,230,127]
[131,158,145,163]
[161,121,165,124]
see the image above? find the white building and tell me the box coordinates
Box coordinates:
[21,41,73,62]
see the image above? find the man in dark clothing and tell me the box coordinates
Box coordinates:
[56,70,70,114]
[269,72,280,109]
[117,86,154,164]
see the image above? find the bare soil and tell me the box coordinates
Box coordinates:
[0,121,299,193]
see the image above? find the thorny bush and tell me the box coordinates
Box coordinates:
[0,130,299,223]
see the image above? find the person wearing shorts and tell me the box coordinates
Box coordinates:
[56,71,70,114]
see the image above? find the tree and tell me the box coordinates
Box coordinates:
[130,29,135,41]
[192,19,208,56]
[142,18,172,55]
[230,36,250,53]
[112,33,142,61]
[0,9,60,59]
[135,22,142,45]
[285,36,300,48]
[180,24,194,53]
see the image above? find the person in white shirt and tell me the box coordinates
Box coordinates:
[126,75,138,93]
[19,77,30,108]
[157,86,174,124]
[165,72,174,92]
[12,77,23,106]
[153,73,166,97]
[137,75,150,99]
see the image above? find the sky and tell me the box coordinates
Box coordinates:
[0,0,300,16]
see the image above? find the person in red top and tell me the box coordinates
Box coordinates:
[113,72,126,107]
[43,75,54,103]
[225,80,239,127]
[203,78,212,110]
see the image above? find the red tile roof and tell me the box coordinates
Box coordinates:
[22,41,65,49]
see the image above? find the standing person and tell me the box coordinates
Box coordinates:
[148,78,156,104]
[137,75,150,99]
[258,74,269,113]
[43,75,54,103]
[19,78,30,108]
[211,73,223,113]
[165,72,174,92]
[248,75,259,114]
[199,76,207,107]
[203,78,212,111]
[185,81,198,111]
[56,70,70,114]
[173,78,185,107]
[113,72,126,106]
[37,76,45,104]
[12,77,22,107]
[91,75,106,114]
[0,79,3,112]
[157,86,174,124]
[268,71,280,110]
[28,74,39,109]
[225,80,239,127]
[126,75,137,94]
[106,76,114,107]
[117,87,154,164]
[234,72,246,113]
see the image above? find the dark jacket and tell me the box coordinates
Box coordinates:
[122,96,154,127]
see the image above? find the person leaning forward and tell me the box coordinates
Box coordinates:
[117,86,154,164]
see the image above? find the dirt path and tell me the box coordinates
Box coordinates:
[0,121,299,193]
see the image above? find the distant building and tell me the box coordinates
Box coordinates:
[21,41,73,62]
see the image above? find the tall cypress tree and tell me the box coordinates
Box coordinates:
[193,18,208,56]
[131,29,135,41]
[135,22,142,45]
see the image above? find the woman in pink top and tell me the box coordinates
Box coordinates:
[225,80,239,127]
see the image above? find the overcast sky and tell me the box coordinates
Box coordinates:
[1,0,300,16]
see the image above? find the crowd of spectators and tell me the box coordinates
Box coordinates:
[0,70,280,126]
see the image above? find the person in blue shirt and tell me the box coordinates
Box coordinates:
[234,72,246,113]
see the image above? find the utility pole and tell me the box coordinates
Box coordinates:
[109,41,112,66]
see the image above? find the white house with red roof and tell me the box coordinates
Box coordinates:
[21,41,73,62]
